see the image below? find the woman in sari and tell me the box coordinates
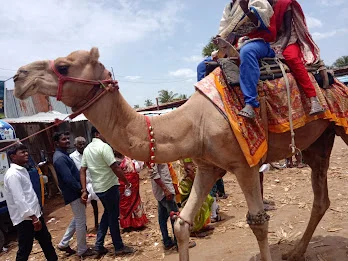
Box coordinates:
[176,158,214,237]
[115,152,148,230]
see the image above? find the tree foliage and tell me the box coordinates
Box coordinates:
[144,99,154,107]
[202,37,218,57]
[333,56,348,68]
[133,104,140,109]
[158,89,179,104]
[177,94,188,100]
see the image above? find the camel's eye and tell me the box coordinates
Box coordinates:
[57,65,69,75]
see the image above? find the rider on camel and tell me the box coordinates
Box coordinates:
[271,0,325,115]
[215,0,277,119]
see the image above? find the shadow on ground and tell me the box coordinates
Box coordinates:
[249,235,348,261]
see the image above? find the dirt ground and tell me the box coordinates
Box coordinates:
[1,137,348,261]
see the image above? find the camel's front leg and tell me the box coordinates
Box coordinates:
[174,161,224,261]
[283,127,335,261]
[235,166,272,261]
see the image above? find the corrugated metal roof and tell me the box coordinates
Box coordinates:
[136,99,187,112]
[49,97,72,114]
[6,90,36,118]
[5,89,72,118]
[4,111,87,124]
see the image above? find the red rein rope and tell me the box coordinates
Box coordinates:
[0,61,119,152]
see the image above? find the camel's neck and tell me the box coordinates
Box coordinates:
[83,91,197,162]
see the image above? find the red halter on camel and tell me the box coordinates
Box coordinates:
[0,61,119,153]
[49,60,118,101]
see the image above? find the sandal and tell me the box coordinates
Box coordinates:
[174,241,196,252]
[190,231,208,238]
[309,100,325,116]
[264,204,276,211]
[263,199,275,206]
[296,162,307,168]
[211,215,225,223]
[201,225,215,232]
[238,105,255,119]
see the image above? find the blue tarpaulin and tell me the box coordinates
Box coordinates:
[337,75,348,85]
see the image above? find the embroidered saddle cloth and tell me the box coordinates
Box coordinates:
[195,67,348,167]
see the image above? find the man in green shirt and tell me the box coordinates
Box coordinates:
[80,126,135,256]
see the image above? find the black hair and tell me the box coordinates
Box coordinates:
[7,143,28,160]
[90,126,100,138]
[52,131,70,142]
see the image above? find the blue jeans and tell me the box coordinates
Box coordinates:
[239,40,275,108]
[158,196,179,247]
[95,185,124,251]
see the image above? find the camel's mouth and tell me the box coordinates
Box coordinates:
[14,81,38,100]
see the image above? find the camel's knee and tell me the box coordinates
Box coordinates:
[174,220,190,242]
[247,210,270,241]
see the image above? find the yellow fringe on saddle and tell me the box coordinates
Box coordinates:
[214,73,268,167]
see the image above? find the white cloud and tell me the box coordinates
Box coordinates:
[169,68,196,78]
[124,76,141,81]
[0,0,183,72]
[183,55,202,63]
[306,15,323,29]
[312,28,348,40]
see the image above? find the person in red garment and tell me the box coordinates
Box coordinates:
[114,152,148,230]
[272,0,325,115]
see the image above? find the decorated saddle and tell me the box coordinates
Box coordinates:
[195,67,348,167]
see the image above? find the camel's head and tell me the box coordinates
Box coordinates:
[14,47,111,108]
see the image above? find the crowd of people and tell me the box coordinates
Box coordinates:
[3,126,229,260]
[3,0,321,260]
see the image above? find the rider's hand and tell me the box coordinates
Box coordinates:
[81,191,88,205]
[240,0,250,13]
[164,189,173,201]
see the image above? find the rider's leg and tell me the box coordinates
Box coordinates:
[239,40,275,118]
[282,43,324,115]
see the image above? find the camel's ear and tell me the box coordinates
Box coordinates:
[90,47,100,64]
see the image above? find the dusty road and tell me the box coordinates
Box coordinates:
[1,138,348,261]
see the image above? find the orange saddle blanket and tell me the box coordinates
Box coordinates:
[195,67,348,167]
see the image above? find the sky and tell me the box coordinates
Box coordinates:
[0,0,347,108]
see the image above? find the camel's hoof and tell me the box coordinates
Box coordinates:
[282,252,305,261]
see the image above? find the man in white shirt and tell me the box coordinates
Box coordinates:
[4,144,57,261]
[70,136,99,229]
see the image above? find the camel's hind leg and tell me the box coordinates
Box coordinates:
[174,159,225,261]
[283,126,335,261]
[234,165,272,261]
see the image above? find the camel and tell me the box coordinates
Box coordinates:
[13,47,348,261]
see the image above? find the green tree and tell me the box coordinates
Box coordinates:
[144,99,154,107]
[177,94,188,100]
[333,56,348,68]
[202,37,217,57]
[158,89,178,103]
[133,104,140,109]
